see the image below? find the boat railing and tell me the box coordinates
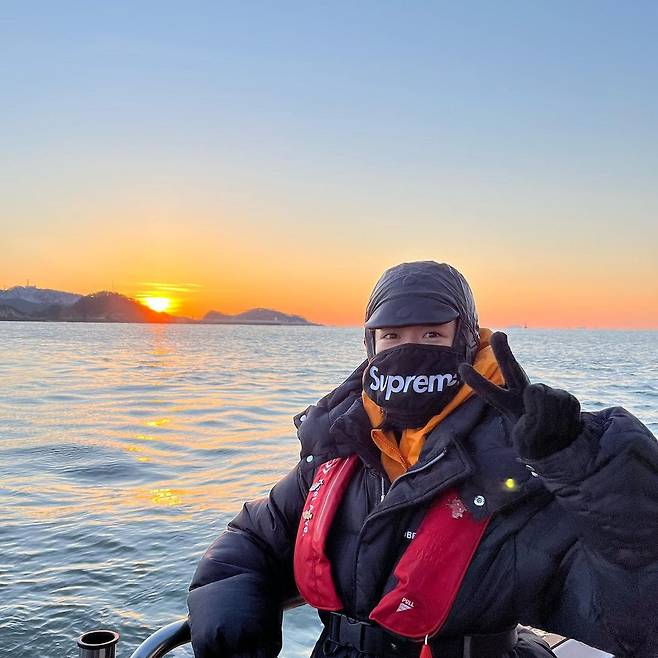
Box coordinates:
[127,596,306,658]
[128,618,190,658]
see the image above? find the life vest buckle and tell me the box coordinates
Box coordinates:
[328,613,414,656]
[337,615,365,650]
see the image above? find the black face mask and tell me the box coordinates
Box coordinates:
[362,343,463,430]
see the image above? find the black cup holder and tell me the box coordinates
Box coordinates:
[78,630,120,657]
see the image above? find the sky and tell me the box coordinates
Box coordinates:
[2,2,657,327]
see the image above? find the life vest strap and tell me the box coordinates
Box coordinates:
[326,613,519,658]
[293,456,360,609]
[369,487,490,639]
[295,456,492,639]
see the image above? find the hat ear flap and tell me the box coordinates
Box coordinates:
[457,317,480,364]
[364,328,376,360]
[452,317,476,364]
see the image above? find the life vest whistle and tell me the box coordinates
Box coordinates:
[420,636,433,658]
[294,456,491,640]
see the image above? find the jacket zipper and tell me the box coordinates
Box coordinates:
[352,447,449,611]
[385,447,448,499]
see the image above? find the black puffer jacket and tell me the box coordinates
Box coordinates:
[188,363,658,658]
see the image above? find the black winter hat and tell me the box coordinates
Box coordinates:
[364,261,480,362]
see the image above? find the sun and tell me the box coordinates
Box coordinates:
[143,297,172,313]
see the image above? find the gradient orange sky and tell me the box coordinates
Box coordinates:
[3,206,656,328]
[2,4,657,329]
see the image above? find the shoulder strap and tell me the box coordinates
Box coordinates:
[293,456,360,609]
[369,488,490,639]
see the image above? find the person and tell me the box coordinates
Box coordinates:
[187,261,658,658]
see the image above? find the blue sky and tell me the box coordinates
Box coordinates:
[2,2,657,326]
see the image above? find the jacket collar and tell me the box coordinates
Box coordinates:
[295,360,381,469]
[295,363,546,518]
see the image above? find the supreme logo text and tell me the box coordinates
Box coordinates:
[368,366,458,400]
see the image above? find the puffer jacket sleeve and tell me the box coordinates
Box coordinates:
[187,459,313,658]
[526,407,658,657]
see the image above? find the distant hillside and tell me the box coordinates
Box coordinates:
[0,286,81,306]
[203,307,317,325]
[0,297,48,315]
[203,310,233,322]
[60,292,178,323]
[0,304,32,320]
[0,291,179,323]
[0,284,318,325]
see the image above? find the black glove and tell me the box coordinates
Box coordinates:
[458,332,582,460]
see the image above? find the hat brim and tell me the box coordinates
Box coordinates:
[364,296,459,329]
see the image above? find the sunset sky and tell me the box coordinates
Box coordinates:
[2,3,657,328]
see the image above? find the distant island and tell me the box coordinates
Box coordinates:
[203,308,315,325]
[0,286,319,326]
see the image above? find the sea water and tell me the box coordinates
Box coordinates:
[0,323,656,658]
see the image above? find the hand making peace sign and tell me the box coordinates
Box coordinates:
[458,332,583,461]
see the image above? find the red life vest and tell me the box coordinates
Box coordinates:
[293,456,491,641]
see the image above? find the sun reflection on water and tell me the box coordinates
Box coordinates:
[145,418,170,427]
